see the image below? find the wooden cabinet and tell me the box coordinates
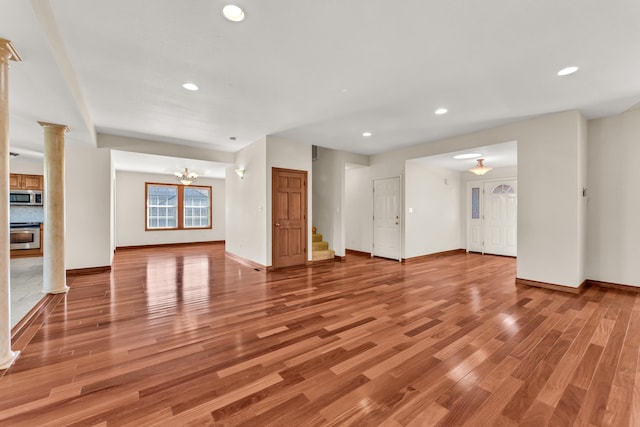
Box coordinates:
[10,174,44,190]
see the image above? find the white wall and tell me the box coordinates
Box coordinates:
[9,156,44,174]
[65,145,112,269]
[226,137,267,266]
[345,165,373,253]
[115,171,225,247]
[347,110,586,288]
[405,161,461,258]
[577,114,588,285]
[110,152,116,255]
[517,111,585,287]
[266,136,312,265]
[587,106,640,287]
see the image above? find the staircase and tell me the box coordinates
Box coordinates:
[312,226,335,261]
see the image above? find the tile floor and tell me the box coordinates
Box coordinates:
[10,257,44,328]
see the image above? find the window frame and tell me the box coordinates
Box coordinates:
[145,182,212,231]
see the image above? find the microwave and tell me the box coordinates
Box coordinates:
[9,190,43,206]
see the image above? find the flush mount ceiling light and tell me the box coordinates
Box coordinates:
[557,66,579,76]
[175,168,198,185]
[182,82,199,91]
[435,108,448,115]
[223,4,245,22]
[362,132,372,137]
[469,159,493,176]
[453,153,482,160]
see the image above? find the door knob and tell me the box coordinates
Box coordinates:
[275,223,280,227]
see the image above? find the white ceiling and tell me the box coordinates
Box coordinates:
[3,0,640,162]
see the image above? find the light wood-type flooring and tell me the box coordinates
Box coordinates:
[1,243,639,426]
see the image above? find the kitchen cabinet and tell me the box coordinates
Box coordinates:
[10,174,44,190]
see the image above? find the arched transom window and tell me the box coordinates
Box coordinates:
[491,184,515,194]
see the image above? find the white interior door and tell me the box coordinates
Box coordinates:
[373,177,401,260]
[483,180,517,256]
[467,182,483,252]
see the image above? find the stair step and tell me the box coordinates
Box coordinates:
[312,249,335,261]
[312,241,329,251]
[312,233,323,242]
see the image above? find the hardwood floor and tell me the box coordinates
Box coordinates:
[1,244,638,426]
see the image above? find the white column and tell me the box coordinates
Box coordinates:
[39,122,69,294]
[0,38,21,370]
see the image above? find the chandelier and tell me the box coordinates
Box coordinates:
[469,159,493,176]
[175,168,198,185]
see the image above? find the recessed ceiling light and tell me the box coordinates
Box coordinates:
[435,108,448,115]
[557,66,579,76]
[362,132,372,137]
[182,82,199,91]
[223,4,245,22]
[453,153,483,160]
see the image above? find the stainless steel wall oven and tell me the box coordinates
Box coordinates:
[10,223,41,250]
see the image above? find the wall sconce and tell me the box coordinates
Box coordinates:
[235,168,245,179]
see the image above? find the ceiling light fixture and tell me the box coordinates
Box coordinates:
[362,132,372,137]
[453,153,482,160]
[435,108,448,115]
[223,4,245,22]
[557,66,579,76]
[175,168,198,185]
[182,82,199,91]
[469,159,493,175]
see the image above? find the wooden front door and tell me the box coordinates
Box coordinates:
[272,168,308,269]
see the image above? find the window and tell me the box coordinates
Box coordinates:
[146,183,212,230]
[471,187,480,219]
[491,184,515,194]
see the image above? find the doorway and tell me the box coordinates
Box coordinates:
[467,179,517,256]
[373,177,402,261]
[483,180,517,256]
[272,168,308,269]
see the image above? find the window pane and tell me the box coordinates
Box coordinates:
[147,185,178,229]
[492,184,515,194]
[471,187,480,219]
[184,187,210,228]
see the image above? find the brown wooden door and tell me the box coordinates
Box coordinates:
[272,168,307,269]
